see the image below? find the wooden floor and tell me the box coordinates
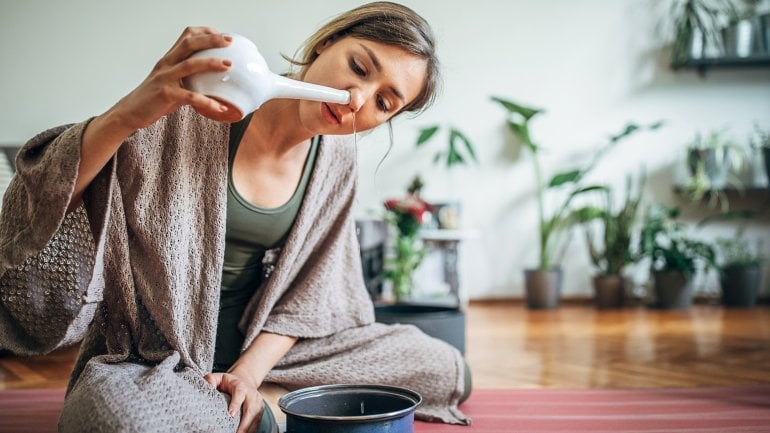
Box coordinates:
[1,301,770,390]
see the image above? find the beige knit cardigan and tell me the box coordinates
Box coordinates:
[0,107,470,431]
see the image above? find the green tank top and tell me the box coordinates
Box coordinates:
[214,114,319,370]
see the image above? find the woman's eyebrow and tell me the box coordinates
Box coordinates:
[359,43,406,104]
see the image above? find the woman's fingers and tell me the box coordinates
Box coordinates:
[228,381,248,417]
[203,373,221,388]
[237,397,265,433]
[162,30,232,67]
[165,55,231,84]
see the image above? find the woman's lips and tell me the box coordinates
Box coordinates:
[322,103,340,125]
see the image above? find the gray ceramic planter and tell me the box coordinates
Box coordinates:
[721,264,762,308]
[653,271,693,309]
[524,268,562,309]
[593,275,625,309]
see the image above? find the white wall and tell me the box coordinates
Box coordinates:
[2,0,769,299]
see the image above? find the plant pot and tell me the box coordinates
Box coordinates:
[279,384,422,433]
[653,271,694,309]
[592,275,624,309]
[375,304,466,354]
[524,268,562,309]
[720,264,762,308]
[723,17,765,57]
[762,13,770,53]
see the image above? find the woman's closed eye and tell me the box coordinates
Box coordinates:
[350,58,366,76]
[377,96,391,113]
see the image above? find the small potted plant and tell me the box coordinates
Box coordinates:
[382,176,434,301]
[665,0,738,66]
[683,128,745,211]
[750,123,770,187]
[574,174,646,309]
[700,210,765,307]
[639,205,717,309]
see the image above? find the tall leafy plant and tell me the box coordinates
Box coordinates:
[491,96,662,271]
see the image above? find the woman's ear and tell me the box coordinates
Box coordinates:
[315,37,336,55]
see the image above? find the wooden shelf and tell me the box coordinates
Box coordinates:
[672,54,770,75]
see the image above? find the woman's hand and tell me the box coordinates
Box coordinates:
[68,27,236,211]
[204,371,265,433]
[110,26,237,130]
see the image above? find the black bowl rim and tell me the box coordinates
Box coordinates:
[278,384,423,422]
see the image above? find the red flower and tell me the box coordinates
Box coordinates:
[384,194,435,224]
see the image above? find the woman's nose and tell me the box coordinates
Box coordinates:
[347,88,366,112]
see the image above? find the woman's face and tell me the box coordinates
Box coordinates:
[298,36,428,134]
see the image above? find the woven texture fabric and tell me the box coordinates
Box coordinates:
[0,107,469,431]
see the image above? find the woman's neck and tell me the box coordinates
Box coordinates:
[242,99,314,157]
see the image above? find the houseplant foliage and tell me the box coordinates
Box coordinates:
[491,96,663,272]
[639,205,717,309]
[751,123,770,187]
[683,128,744,211]
[666,0,738,66]
[415,124,478,168]
[383,176,434,301]
[415,125,478,229]
[574,174,647,308]
[491,95,663,308]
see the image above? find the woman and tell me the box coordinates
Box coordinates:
[0,2,470,432]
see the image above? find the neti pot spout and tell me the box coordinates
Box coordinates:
[182,33,350,121]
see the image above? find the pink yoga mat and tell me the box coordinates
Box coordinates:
[1,386,769,432]
[417,386,770,432]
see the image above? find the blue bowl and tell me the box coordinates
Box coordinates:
[279,384,422,433]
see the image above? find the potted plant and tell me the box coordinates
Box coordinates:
[382,175,433,301]
[491,96,662,309]
[666,0,738,66]
[699,210,765,307]
[574,174,646,309]
[750,123,770,187]
[683,128,745,211]
[639,205,717,309]
[414,125,478,229]
[722,0,765,57]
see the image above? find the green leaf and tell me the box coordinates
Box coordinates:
[572,206,605,222]
[506,121,538,153]
[416,125,440,146]
[547,169,582,188]
[450,128,479,163]
[490,96,544,120]
[609,120,665,143]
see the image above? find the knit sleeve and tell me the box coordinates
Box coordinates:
[0,121,113,355]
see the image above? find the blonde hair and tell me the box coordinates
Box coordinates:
[286,2,440,114]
